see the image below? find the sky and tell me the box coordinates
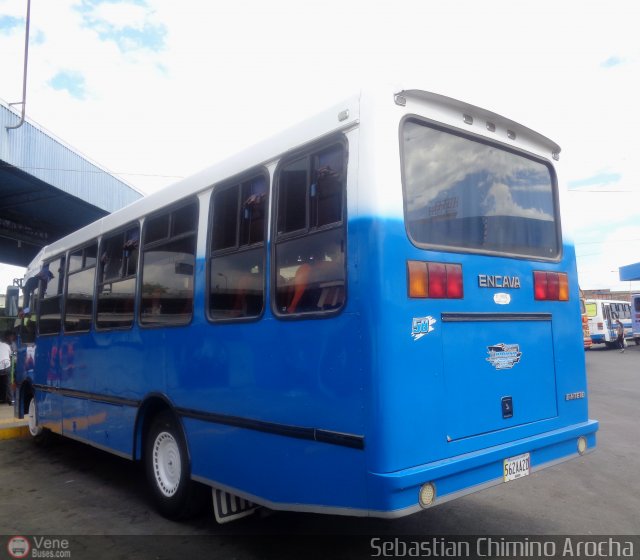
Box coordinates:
[1,0,639,293]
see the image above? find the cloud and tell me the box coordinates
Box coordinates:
[568,172,622,189]
[601,55,625,68]
[77,0,167,53]
[486,182,553,221]
[49,71,87,99]
[0,14,23,34]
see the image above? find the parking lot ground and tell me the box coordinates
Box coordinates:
[0,344,638,559]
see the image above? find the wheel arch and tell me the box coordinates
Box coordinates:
[133,393,190,463]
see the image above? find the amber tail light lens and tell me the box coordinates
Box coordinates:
[534,271,569,301]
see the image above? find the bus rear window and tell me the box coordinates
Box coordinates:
[401,119,559,259]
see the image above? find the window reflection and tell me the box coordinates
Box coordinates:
[275,228,345,314]
[97,278,136,329]
[141,202,198,326]
[210,250,263,319]
[402,120,558,258]
[65,267,95,332]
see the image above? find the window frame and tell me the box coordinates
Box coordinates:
[206,167,270,324]
[63,241,98,334]
[138,197,199,329]
[271,135,348,320]
[399,114,563,263]
[95,221,141,332]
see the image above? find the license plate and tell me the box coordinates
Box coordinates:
[503,452,530,482]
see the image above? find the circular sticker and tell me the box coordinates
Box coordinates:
[7,536,31,559]
[494,292,511,305]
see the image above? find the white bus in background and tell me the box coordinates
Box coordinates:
[632,294,640,346]
[585,299,633,348]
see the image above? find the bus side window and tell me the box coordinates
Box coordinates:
[209,173,267,321]
[611,304,620,321]
[38,256,66,336]
[65,243,97,333]
[274,142,346,316]
[97,225,139,330]
[140,201,198,326]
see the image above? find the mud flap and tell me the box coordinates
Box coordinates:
[212,488,260,524]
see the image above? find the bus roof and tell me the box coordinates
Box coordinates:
[398,90,561,156]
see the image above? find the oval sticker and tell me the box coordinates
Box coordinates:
[494,293,511,305]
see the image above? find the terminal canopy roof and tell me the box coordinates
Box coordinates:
[1,102,142,267]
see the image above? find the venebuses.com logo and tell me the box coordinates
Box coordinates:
[6,536,71,558]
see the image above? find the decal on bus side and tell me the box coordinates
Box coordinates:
[411,316,436,341]
[486,343,522,369]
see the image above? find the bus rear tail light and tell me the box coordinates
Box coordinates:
[408,261,463,299]
[534,271,569,301]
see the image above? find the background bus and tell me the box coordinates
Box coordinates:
[585,299,633,348]
[632,294,640,345]
[14,87,597,522]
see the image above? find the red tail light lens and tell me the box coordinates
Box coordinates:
[547,272,559,300]
[534,271,569,301]
[428,263,447,298]
[445,264,463,299]
[408,261,463,299]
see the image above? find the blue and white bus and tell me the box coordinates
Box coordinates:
[14,87,598,522]
[585,298,633,348]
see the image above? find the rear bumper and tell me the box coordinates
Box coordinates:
[367,419,599,518]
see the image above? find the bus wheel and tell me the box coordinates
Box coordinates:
[27,397,48,444]
[145,411,205,520]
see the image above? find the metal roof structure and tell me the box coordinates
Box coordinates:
[1,100,143,267]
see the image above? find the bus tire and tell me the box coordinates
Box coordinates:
[144,410,206,520]
[26,396,49,445]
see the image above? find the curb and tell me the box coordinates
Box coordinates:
[0,425,29,440]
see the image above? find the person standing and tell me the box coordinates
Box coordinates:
[616,319,625,353]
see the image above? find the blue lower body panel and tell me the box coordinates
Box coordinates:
[367,420,598,518]
[186,418,597,518]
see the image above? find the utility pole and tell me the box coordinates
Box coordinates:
[6,0,32,131]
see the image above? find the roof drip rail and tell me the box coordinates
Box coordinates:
[6,0,31,131]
